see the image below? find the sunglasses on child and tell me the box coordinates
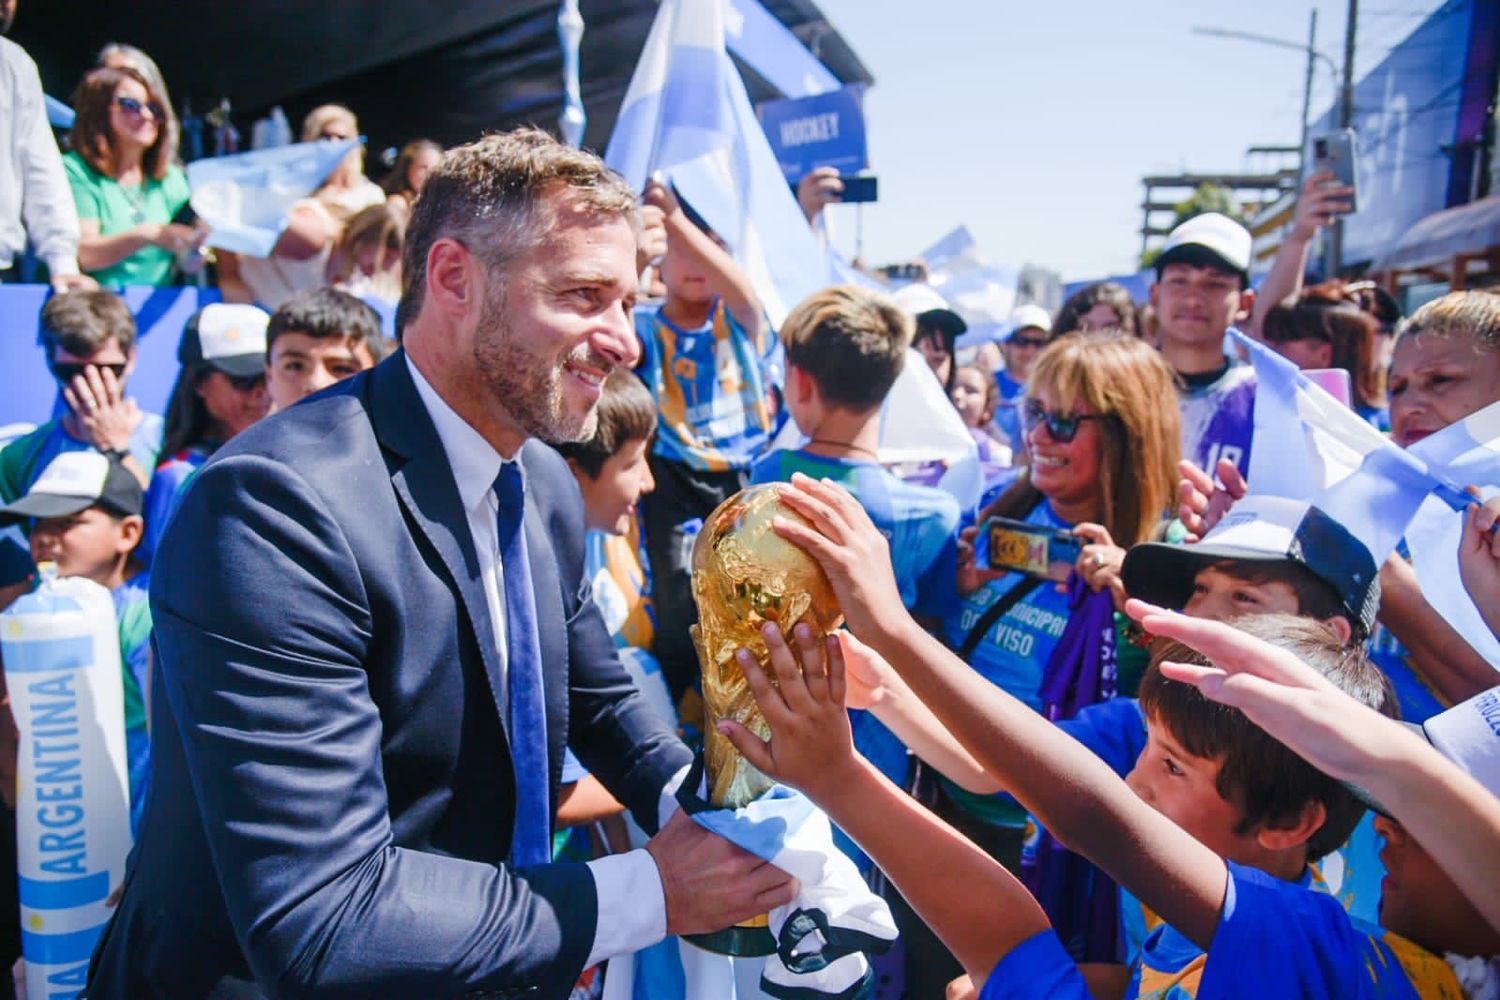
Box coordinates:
[50,361,127,384]
[114,95,165,121]
[1009,335,1050,350]
[1021,399,1111,444]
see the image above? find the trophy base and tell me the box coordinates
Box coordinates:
[684,920,776,957]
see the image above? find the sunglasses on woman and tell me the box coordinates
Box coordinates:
[1021,399,1110,444]
[114,95,165,120]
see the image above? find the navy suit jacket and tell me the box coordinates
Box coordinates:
[85,353,691,998]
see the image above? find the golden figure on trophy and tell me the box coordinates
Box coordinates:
[685,483,844,956]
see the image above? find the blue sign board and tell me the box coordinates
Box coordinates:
[1305,0,1480,264]
[757,85,868,183]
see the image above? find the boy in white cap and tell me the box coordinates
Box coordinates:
[0,451,153,831]
[994,303,1053,450]
[1149,213,1258,477]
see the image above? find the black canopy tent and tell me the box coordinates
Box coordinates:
[11,0,873,156]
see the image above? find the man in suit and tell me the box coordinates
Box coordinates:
[85,128,795,997]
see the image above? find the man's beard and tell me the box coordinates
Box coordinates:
[474,289,603,445]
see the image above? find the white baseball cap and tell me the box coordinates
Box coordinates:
[1156,212,1252,278]
[1350,686,1500,816]
[178,303,271,378]
[1003,304,1053,342]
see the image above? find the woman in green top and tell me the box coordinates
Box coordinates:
[64,66,195,287]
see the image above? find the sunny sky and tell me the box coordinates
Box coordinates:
[812,0,1447,282]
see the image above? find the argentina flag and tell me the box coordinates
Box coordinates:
[187,138,359,259]
[1241,332,1500,664]
[604,0,839,327]
[1240,331,1438,565]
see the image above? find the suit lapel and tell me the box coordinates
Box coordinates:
[370,353,510,730]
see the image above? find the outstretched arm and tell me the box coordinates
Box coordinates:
[1137,600,1500,934]
[771,474,1230,949]
[720,623,1058,988]
[1458,496,1500,643]
[644,180,765,340]
[840,632,1001,794]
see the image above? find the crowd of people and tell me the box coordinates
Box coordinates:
[2,12,1500,1000]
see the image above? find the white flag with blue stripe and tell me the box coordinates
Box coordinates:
[187,139,359,258]
[605,0,838,327]
[1241,331,1438,565]
[1243,331,1500,663]
[1404,404,1500,666]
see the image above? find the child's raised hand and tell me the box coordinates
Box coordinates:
[1124,598,1398,783]
[1457,493,1500,643]
[1176,458,1246,542]
[717,622,855,799]
[773,473,912,645]
[837,631,896,711]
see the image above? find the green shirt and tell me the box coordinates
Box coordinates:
[63,151,190,287]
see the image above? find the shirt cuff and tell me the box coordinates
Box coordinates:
[584,849,667,969]
[43,255,79,277]
[658,763,690,829]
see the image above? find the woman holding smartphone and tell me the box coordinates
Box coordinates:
[889,331,1180,994]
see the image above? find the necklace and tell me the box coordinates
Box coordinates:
[808,438,880,461]
[118,180,148,225]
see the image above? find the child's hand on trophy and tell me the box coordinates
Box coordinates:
[719,622,858,800]
[773,473,911,647]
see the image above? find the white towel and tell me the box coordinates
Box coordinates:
[678,760,898,998]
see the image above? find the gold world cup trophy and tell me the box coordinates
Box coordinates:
[683,484,844,957]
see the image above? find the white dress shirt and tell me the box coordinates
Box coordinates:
[405,355,672,969]
[0,37,80,275]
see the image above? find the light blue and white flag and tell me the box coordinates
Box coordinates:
[1404,404,1500,666]
[1241,331,1439,565]
[1242,332,1500,664]
[186,139,358,258]
[605,0,839,327]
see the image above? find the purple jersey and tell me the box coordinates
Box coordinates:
[1179,364,1256,476]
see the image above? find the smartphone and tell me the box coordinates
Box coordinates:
[837,175,878,203]
[1304,367,1352,407]
[1312,129,1359,213]
[975,516,1082,582]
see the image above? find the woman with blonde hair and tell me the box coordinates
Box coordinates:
[64,66,195,286]
[219,104,385,309]
[327,201,404,306]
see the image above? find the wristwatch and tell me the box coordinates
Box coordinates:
[100,447,129,463]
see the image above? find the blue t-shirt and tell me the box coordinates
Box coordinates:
[1190,862,1461,998]
[993,368,1025,450]
[0,414,164,505]
[141,445,213,562]
[752,447,961,866]
[634,299,779,473]
[941,500,1075,827]
[1366,621,1446,725]
[112,573,152,834]
[978,928,1090,1000]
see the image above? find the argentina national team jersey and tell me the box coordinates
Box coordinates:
[635,299,778,473]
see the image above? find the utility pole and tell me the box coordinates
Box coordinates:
[1329,0,1358,276]
[1298,9,1318,183]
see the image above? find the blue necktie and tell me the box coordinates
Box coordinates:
[495,462,550,868]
